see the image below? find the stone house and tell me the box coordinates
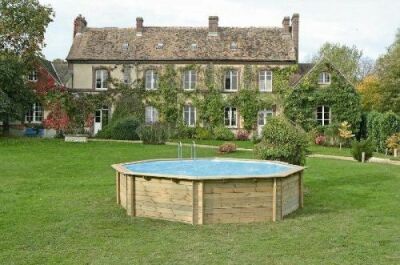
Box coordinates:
[66,14,300,135]
[5,58,64,137]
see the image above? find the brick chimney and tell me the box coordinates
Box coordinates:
[291,13,300,61]
[73,14,87,38]
[136,17,144,36]
[208,16,219,36]
[282,16,290,33]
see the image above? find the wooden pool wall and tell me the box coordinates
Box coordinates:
[114,171,304,224]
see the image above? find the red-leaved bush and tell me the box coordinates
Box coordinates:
[236,130,249,141]
[218,142,237,154]
[315,135,326,145]
[43,102,70,132]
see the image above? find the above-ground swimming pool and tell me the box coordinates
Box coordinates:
[112,158,304,224]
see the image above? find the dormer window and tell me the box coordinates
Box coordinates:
[28,71,38,82]
[318,72,331,85]
[156,43,164,49]
[191,43,198,50]
[230,42,238,50]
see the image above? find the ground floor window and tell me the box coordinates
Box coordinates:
[257,109,274,127]
[183,105,196,127]
[25,103,43,123]
[316,106,331,126]
[224,107,237,128]
[145,106,159,124]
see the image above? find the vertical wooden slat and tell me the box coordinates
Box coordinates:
[272,178,277,222]
[192,181,204,225]
[192,181,197,225]
[198,181,204,225]
[280,179,283,220]
[126,176,135,216]
[116,172,121,205]
[299,172,304,208]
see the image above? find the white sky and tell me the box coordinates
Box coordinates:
[39,0,400,62]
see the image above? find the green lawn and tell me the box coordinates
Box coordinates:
[173,139,400,161]
[1,138,400,264]
[171,139,255,149]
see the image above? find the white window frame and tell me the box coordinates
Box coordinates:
[318,72,331,85]
[25,103,43,123]
[316,106,331,126]
[28,71,38,82]
[145,106,159,124]
[257,109,274,126]
[183,105,196,127]
[224,107,237,128]
[183,70,196,91]
[95,69,108,90]
[145,70,158,90]
[224,70,238,91]
[123,65,131,84]
[259,70,273,92]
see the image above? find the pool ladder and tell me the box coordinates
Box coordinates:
[177,141,197,160]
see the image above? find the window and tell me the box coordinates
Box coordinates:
[318,72,331,84]
[191,43,198,50]
[183,105,196,127]
[316,106,331,126]
[259,71,272,92]
[257,110,274,126]
[145,70,158,90]
[224,70,238,91]
[123,65,131,84]
[122,43,129,52]
[156,43,164,49]
[224,107,237,127]
[183,70,196,90]
[230,42,238,50]
[25,103,43,123]
[28,71,38,82]
[145,106,159,124]
[95,69,108,90]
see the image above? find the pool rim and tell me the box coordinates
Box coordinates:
[112,157,304,180]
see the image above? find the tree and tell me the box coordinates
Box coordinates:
[357,74,382,111]
[0,0,54,135]
[0,54,35,135]
[338,121,354,149]
[358,56,375,80]
[0,0,54,57]
[375,29,400,114]
[313,43,363,83]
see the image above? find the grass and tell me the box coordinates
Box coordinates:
[171,139,255,149]
[1,138,400,264]
[173,139,400,161]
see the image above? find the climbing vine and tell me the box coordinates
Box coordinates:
[284,62,361,132]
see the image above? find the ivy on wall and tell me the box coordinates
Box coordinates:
[284,62,362,132]
[108,63,297,133]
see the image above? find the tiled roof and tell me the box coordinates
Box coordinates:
[39,58,62,85]
[67,26,296,62]
[290,63,314,85]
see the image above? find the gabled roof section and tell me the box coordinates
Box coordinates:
[67,26,297,62]
[291,58,355,88]
[39,58,63,85]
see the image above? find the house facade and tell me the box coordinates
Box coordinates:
[6,59,63,137]
[66,14,300,135]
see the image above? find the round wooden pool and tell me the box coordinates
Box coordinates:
[112,158,304,224]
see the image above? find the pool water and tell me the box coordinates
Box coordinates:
[123,159,292,178]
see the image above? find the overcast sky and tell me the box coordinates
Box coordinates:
[40,0,400,62]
